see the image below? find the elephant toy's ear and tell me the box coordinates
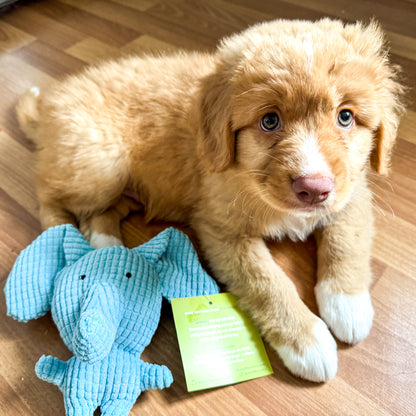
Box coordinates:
[62,225,93,265]
[134,228,172,264]
[135,228,219,301]
[4,224,92,322]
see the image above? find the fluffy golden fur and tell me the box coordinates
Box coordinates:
[17,18,404,382]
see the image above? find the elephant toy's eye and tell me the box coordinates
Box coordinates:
[125,272,132,278]
[80,275,86,280]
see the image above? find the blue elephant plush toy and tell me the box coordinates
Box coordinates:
[5,224,219,416]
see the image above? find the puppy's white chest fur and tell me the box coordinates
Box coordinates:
[264,212,329,242]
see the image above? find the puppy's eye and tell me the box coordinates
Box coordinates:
[125,272,132,279]
[260,113,281,131]
[337,109,354,128]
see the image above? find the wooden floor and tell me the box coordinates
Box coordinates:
[1,0,415,415]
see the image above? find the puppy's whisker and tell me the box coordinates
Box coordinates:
[373,202,387,218]
[237,87,277,97]
[237,169,267,176]
[248,171,268,178]
[368,178,395,195]
[371,191,395,217]
[256,104,278,113]
[237,87,263,97]
[227,193,242,216]
[367,178,395,214]
[259,152,284,164]
[368,172,395,193]
[227,188,254,217]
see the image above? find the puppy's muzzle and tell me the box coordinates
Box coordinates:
[292,175,334,205]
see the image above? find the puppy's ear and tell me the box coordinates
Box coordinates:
[342,21,405,175]
[346,21,405,176]
[371,119,399,175]
[197,67,235,173]
[370,70,405,176]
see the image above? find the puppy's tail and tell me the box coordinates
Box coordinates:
[16,86,41,141]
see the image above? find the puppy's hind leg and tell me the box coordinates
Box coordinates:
[80,196,142,249]
[39,201,77,230]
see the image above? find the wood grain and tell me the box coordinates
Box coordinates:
[0,1,415,415]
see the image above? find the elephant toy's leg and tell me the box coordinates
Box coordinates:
[99,357,173,416]
[35,355,67,387]
[140,361,173,391]
[64,398,96,416]
[99,362,173,416]
[100,399,136,416]
[36,356,98,416]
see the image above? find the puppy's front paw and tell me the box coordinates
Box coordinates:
[315,282,374,345]
[276,319,337,382]
[90,232,123,249]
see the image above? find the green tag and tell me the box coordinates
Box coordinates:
[171,293,273,392]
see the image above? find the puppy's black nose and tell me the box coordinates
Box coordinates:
[292,176,334,204]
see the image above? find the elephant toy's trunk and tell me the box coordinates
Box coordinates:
[73,282,124,363]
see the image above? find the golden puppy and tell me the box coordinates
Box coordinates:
[17,19,404,382]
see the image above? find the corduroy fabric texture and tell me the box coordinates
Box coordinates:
[5,224,219,416]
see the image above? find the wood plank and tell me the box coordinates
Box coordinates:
[235,368,391,416]
[345,267,416,416]
[0,131,38,214]
[65,37,120,64]
[370,175,416,228]
[33,0,142,47]
[0,20,34,53]
[391,139,416,180]
[398,109,416,144]
[386,31,416,61]
[0,373,33,415]
[65,35,180,65]
[122,35,181,55]
[11,39,86,77]
[227,0,328,21]
[369,141,416,227]
[390,54,416,110]
[0,313,69,416]
[373,211,416,275]
[111,0,157,12]
[0,188,40,277]
[282,0,416,38]
[145,0,261,40]
[136,382,268,416]
[2,5,85,50]
[60,0,220,49]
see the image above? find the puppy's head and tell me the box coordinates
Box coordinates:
[198,19,404,215]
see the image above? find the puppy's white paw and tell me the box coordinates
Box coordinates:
[90,232,123,249]
[315,282,374,345]
[276,319,337,382]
